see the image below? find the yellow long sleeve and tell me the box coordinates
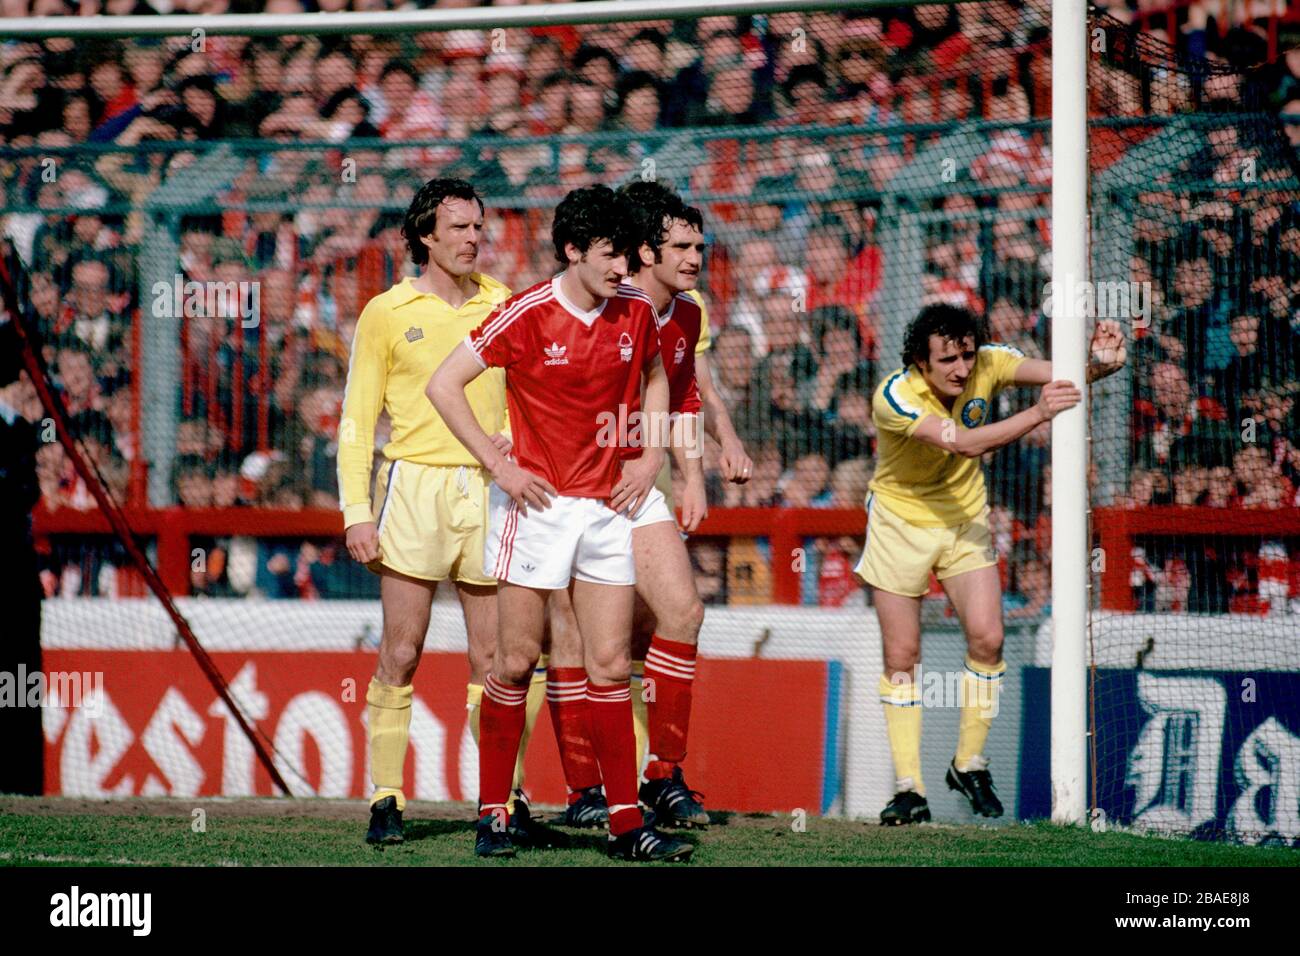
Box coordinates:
[336,274,511,528]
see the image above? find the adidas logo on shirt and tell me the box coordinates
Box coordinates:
[544,342,569,366]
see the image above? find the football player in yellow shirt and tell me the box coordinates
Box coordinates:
[340,178,541,845]
[859,303,1125,824]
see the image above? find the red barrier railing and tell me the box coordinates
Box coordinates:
[1094,505,1300,611]
[33,503,1300,607]
[32,504,866,602]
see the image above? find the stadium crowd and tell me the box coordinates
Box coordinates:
[1,0,1299,610]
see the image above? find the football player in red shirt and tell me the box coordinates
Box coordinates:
[547,182,754,828]
[428,185,693,861]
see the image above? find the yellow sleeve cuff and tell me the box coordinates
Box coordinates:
[343,502,374,528]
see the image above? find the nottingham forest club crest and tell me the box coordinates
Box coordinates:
[619,331,634,362]
[673,336,687,365]
[960,397,988,428]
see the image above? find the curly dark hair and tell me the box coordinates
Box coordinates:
[901,303,989,368]
[617,180,704,274]
[402,178,484,268]
[552,184,637,265]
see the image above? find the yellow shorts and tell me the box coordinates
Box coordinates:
[854,493,997,597]
[654,456,675,511]
[368,460,494,585]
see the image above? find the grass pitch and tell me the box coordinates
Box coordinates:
[0,798,1293,867]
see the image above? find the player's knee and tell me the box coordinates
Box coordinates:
[493,650,536,686]
[379,637,422,684]
[883,649,921,678]
[966,627,1004,663]
[654,596,704,645]
[586,643,632,684]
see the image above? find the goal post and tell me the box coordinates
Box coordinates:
[1049,0,1090,827]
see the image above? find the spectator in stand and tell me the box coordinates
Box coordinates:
[1214,300,1280,427]
[312,173,387,262]
[373,60,440,145]
[803,225,881,349]
[87,54,138,135]
[573,44,621,115]
[755,285,816,385]
[613,71,662,137]
[780,452,832,508]
[529,70,570,136]
[177,73,245,139]
[1005,545,1051,620]
[692,58,769,128]
[1172,464,1209,506]
[1234,444,1287,508]
[314,44,358,111]
[53,341,104,417]
[57,259,123,355]
[808,305,873,414]
[803,307,874,462]
[988,294,1043,361]
[600,71,661,175]
[708,326,770,450]
[0,55,62,139]
[231,40,286,132]
[624,29,668,86]
[780,64,832,127]
[174,454,214,508]
[1203,465,1237,508]
[830,37,892,124]
[1133,361,1198,468]
[565,76,607,136]
[1118,467,1159,509]
[662,22,749,127]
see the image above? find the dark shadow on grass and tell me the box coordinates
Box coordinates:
[396,818,476,843]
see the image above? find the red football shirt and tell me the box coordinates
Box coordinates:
[467,275,661,498]
[654,290,703,416]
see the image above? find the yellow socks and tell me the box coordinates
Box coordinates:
[879,672,924,795]
[367,678,413,810]
[955,656,1005,771]
[466,682,484,743]
[630,659,648,778]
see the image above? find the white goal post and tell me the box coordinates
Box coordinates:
[1049,0,1090,826]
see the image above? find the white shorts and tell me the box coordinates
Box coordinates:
[485,484,635,589]
[631,485,674,530]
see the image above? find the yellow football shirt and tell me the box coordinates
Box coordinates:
[337,273,511,528]
[868,344,1026,527]
[686,289,711,353]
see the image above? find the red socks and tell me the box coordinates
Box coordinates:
[586,680,642,835]
[546,667,603,803]
[643,635,697,781]
[478,674,529,820]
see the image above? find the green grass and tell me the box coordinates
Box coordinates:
[0,799,1294,866]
